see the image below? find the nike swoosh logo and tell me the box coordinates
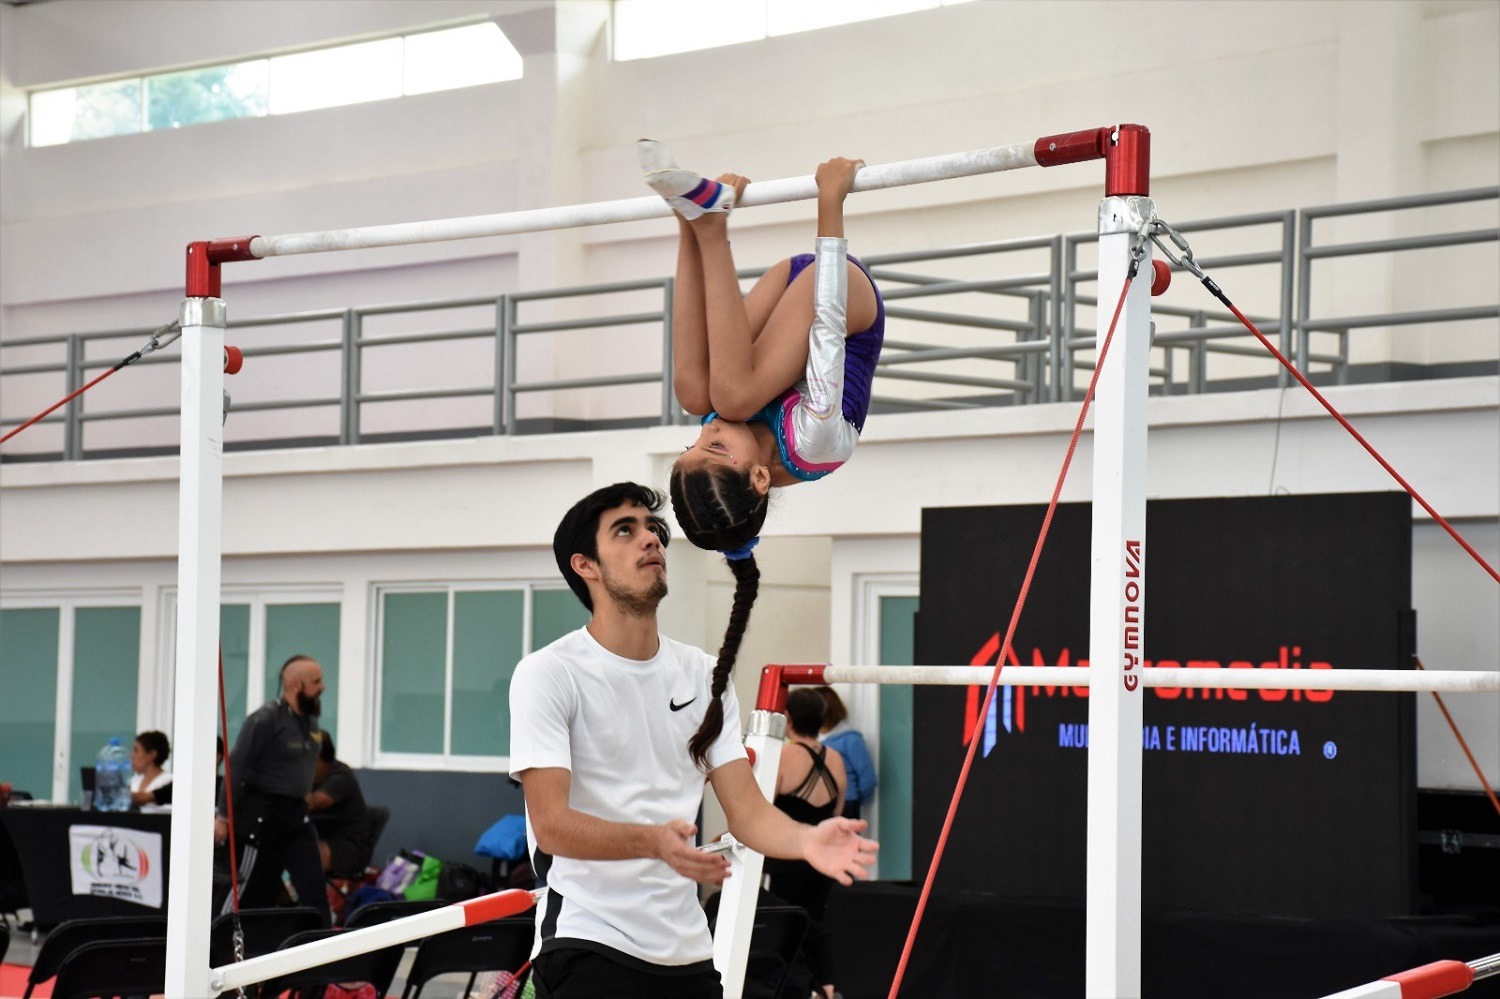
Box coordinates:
[669,697,697,712]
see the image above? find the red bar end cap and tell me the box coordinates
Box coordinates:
[460,889,537,926]
[1386,960,1473,999]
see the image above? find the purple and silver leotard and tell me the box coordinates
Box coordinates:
[705,237,886,481]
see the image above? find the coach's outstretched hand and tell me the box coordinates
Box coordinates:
[804,817,879,886]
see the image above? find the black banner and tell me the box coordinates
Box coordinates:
[913,492,1415,918]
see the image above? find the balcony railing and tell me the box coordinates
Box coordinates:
[2,187,1495,461]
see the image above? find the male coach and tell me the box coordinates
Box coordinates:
[509,482,877,997]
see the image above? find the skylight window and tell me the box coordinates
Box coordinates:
[613,0,973,61]
[29,22,522,148]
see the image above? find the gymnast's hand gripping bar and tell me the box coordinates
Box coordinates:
[184,125,1149,297]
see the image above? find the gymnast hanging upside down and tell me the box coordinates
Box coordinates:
[639,140,887,560]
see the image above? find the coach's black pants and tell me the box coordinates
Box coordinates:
[222,789,329,926]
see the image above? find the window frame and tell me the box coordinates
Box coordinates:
[371,579,581,773]
[27,19,523,148]
[852,572,919,880]
[158,584,344,745]
[0,589,145,802]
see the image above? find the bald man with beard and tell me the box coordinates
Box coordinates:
[215,654,330,925]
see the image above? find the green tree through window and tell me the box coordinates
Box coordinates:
[146,64,268,131]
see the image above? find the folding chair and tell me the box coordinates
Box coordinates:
[253,927,404,999]
[342,896,446,930]
[210,905,325,966]
[744,905,812,999]
[400,915,535,999]
[48,937,166,999]
[22,915,167,999]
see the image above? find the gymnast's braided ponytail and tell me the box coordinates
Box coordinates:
[671,464,768,770]
[688,553,760,770]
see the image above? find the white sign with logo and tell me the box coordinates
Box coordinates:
[68,824,164,908]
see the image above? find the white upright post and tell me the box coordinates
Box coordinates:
[166,296,226,998]
[713,708,786,999]
[1085,197,1153,998]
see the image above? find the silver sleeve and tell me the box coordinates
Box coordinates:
[801,236,848,420]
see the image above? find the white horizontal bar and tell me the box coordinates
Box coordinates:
[249,143,1039,258]
[818,665,1500,693]
[212,888,540,992]
[1319,982,1402,999]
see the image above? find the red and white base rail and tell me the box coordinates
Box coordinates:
[1321,951,1500,999]
[210,888,541,993]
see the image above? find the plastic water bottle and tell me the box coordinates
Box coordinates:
[94,738,131,812]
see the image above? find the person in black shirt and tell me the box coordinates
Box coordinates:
[214,654,330,924]
[307,732,369,874]
[765,687,848,999]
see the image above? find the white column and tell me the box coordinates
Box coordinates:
[713,708,786,999]
[165,297,225,998]
[1085,199,1153,998]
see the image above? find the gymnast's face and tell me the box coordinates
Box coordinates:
[675,419,771,495]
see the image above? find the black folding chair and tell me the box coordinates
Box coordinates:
[253,926,404,999]
[743,905,812,999]
[0,921,9,964]
[342,896,445,929]
[48,937,166,999]
[708,896,813,999]
[209,905,325,966]
[400,915,535,999]
[22,916,167,999]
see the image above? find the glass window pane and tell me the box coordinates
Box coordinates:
[264,603,341,742]
[220,604,251,748]
[532,589,588,650]
[30,89,81,147]
[877,595,918,879]
[379,592,447,754]
[70,607,140,803]
[451,591,524,757]
[32,78,143,147]
[0,608,60,798]
[768,0,936,36]
[613,0,765,61]
[404,23,521,95]
[270,37,403,115]
[146,61,268,131]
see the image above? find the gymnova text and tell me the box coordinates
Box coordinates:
[1057,723,1302,755]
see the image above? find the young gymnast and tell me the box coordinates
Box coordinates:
[640,140,886,556]
[639,140,886,767]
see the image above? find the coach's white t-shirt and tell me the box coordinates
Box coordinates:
[508,626,747,970]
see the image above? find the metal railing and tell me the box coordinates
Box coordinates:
[1,188,1495,461]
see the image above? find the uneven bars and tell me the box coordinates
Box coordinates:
[796,665,1500,694]
[245,143,1040,258]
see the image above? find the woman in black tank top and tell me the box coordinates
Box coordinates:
[765,689,848,999]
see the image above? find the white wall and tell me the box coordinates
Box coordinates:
[1,2,1496,797]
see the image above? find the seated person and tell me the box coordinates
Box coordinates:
[306,732,369,874]
[129,730,173,807]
